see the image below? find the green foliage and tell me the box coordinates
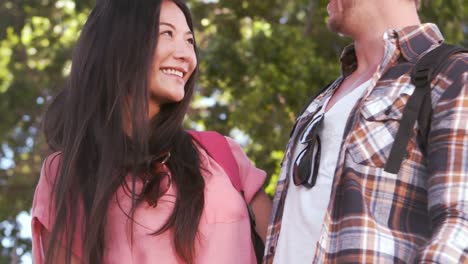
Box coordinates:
[0,0,465,261]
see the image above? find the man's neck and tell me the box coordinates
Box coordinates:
[352,38,383,75]
[351,3,421,74]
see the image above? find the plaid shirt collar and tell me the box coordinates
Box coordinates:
[339,23,444,76]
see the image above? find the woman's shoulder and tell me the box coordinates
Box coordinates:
[223,136,254,168]
[32,152,62,228]
[39,151,62,185]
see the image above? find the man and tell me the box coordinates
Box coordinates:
[264,0,467,263]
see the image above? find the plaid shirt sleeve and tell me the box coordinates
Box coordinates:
[417,53,468,263]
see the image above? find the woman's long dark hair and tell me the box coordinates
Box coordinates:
[42,1,204,263]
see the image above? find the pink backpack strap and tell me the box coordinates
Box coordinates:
[187,130,242,192]
[188,130,265,262]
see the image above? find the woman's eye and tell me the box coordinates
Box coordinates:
[161,30,173,37]
[187,38,195,45]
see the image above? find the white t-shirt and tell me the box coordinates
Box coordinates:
[273,80,370,263]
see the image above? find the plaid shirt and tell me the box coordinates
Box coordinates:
[264,24,468,263]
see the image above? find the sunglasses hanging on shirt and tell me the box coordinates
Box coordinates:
[293,112,324,188]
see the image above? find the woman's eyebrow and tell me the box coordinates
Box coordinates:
[159,22,193,35]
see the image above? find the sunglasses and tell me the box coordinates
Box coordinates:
[292,113,324,188]
[142,152,171,207]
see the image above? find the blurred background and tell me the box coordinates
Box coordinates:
[0,0,466,263]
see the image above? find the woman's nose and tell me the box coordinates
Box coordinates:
[172,39,195,62]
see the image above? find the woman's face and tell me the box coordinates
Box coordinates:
[148,0,197,117]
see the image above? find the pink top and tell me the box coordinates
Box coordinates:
[31,137,266,263]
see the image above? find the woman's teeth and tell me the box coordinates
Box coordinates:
[161,68,183,78]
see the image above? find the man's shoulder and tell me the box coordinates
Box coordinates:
[447,50,468,66]
[437,47,468,79]
[442,45,468,61]
[415,44,468,80]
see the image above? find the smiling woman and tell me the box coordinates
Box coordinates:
[30,0,271,264]
[148,2,198,117]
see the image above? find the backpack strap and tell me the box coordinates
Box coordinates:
[187,130,265,263]
[384,44,468,174]
[187,130,242,192]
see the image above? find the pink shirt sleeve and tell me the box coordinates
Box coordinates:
[31,153,83,263]
[225,137,267,203]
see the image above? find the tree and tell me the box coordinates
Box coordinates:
[0,0,466,261]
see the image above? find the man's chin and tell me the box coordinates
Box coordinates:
[327,18,340,33]
[327,19,350,37]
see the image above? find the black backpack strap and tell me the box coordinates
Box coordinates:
[384,44,468,174]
